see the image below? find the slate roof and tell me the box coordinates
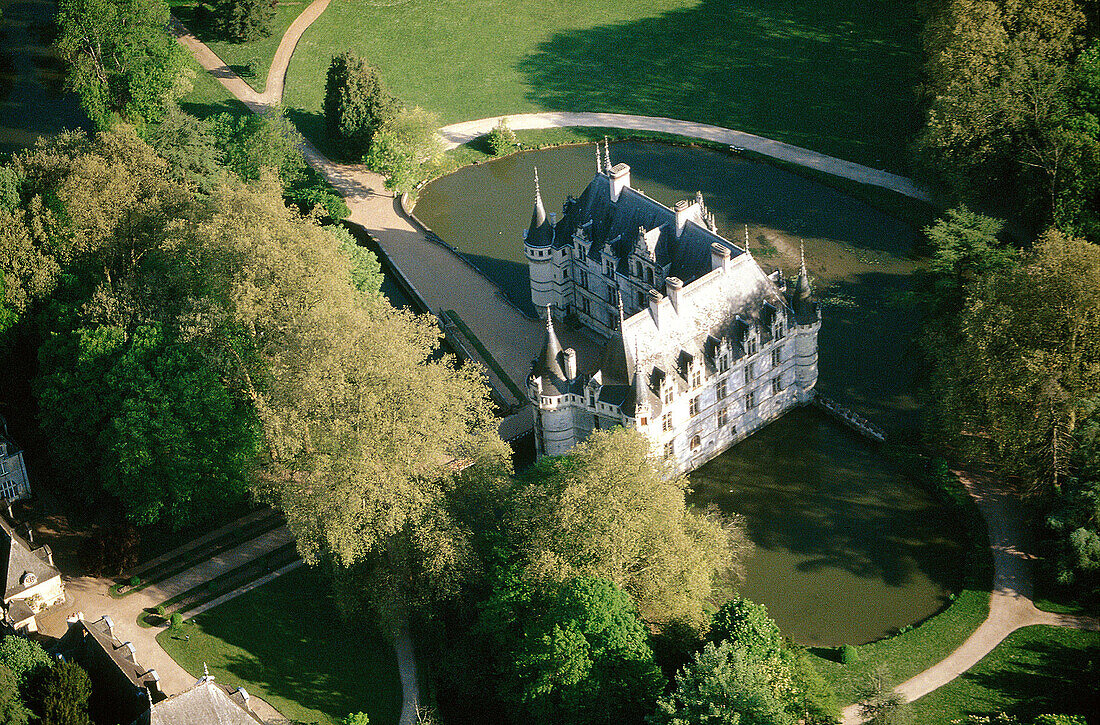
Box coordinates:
[74,616,155,690]
[0,517,59,602]
[145,680,262,725]
[556,174,739,286]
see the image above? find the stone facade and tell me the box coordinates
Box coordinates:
[525,142,820,474]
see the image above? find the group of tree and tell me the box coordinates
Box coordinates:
[323,51,443,193]
[209,0,276,43]
[918,207,1100,604]
[0,635,92,725]
[917,0,1100,236]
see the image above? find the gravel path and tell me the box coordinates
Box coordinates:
[438,112,931,202]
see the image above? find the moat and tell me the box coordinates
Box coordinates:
[416,140,968,646]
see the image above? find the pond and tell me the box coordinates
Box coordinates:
[415,140,969,646]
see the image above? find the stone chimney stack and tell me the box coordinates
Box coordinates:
[648,289,663,328]
[674,199,692,237]
[563,348,577,379]
[666,276,684,312]
[610,163,631,202]
[711,242,731,272]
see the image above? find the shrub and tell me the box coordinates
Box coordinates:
[486,118,517,156]
[169,613,183,630]
[840,644,860,664]
[153,605,165,617]
[128,575,141,588]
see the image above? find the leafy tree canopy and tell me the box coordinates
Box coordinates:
[31,661,92,725]
[210,0,275,43]
[56,0,188,130]
[0,638,50,691]
[324,52,399,160]
[512,427,751,629]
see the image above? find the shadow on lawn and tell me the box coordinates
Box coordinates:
[517,0,924,172]
[954,637,1100,722]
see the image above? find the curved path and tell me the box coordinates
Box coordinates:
[439,113,932,202]
[840,470,1099,725]
[173,5,1096,724]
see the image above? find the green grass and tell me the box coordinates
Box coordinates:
[179,54,252,121]
[284,0,924,170]
[811,589,991,705]
[908,625,1100,724]
[171,0,308,93]
[157,565,402,725]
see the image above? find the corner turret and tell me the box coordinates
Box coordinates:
[789,242,821,404]
[526,169,562,316]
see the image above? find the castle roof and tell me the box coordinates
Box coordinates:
[531,311,569,394]
[792,242,817,325]
[0,517,59,602]
[557,173,740,286]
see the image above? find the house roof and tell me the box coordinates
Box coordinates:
[146,679,262,725]
[69,616,157,691]
[0,517,59,602]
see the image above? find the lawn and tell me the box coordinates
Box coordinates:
[170,0,309,93]
[283,0,924,169]
[157,565,402,725]
[908,625,1100,724]
[810,589,991,705]
[179,54,252,121]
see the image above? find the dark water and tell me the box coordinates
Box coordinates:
[416,141,968,645]
[0,0,91,157]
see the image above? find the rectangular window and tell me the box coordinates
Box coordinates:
[581,297,590,314]
[563,267,570,280]
[664,386,674,404]
[772,349,781,367]
[718,408,728,427]
[746,391,756,409]
[774,322,785,340]
[639,416,648,426]
[579,270,588,288]
[689,396,700,416]
[691,369,702,388]
[719,355,729,373]
[637,290,646,308]
[608,287,616,304]
[746,362,755,381]
[662,413,672,432]
[717,379,727,401]
[748,339,758,355]
[664,440,675,458]
[772,376,783,394]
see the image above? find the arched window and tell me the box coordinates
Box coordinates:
[690,435,701,451]
[646,267,654,284]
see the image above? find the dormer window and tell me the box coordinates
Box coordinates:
[663,386,674,404]
[719,355,729,373]
[691,368,702,388]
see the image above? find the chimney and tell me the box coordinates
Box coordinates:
[648,289,663,328]
[711,242,731,272]
[674,199,692,237]
[563,348,577,379]
[665,277,683,312]
[610,163,631,202]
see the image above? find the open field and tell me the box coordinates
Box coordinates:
[908,625,1100,724]
[157,565,402,725]
[283,0,924,169]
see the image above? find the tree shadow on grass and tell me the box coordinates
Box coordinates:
[516,0,924,173]
[953,636,1100,723]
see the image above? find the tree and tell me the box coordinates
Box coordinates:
[917,0,1094,228]
[650,640,794,725]
[55,0,188,129]
[210,0,275,43]
[343,714,370,725]
[0,638,50,691]
[926,229,1100,496]
[324,53,399,159]
[32,661,92,725]
[0,665,31,725]
[330,226,383,297]
[479,577,664,725]
[855,671,909,725]
[512,427,751,629]
[1046,397,1100,602]
[364,106,443,194]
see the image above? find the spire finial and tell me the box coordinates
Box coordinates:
[596,143,603,174]
[603,137,612,172]
[799,241,807,276]
[545,304,554,330]
[617,290,626,326]
[534,167,542,203]
[744,224,752,256]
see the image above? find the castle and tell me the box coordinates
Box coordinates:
[525,141,821,474]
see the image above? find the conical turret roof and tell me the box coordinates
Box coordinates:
[526,168,553,247]
[792,242,817,324]
[597,294,633,386]
[532,308,567,388]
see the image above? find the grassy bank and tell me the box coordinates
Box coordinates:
[908,625,1100,724]
[157,565,401,725]
[284,0,923,171]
